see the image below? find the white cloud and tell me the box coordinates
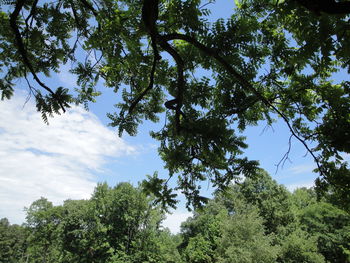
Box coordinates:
[57,63,77,88]
[283,163,317,191]
[286,180,315,192]
[0,92,136,224]
[162,210,192,234]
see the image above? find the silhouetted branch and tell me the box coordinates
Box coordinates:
[160,32,324,175]
[295,0,350,15]
[10,0,67,112]
[79,0,98,17]
[128,56,158,114]
[159,40,185,132]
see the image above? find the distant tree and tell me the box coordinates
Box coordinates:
[216,172,330,262]
[223,169,295,235]
[180,182,279,263]
[150,230,183,263]
[1,0,350,207]
[88,182,164,262]
[18,183,179,263]
[59,199,109,263]
[290,187,318,213]
[24,197,63,263]
[277,229,325,263]
[0,218,27,263]
[1,177,349,263]
[299,201,350,262]
[180,200,226,262]
[215,202,279,263]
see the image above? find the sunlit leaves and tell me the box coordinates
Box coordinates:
[2,0,350,208]
[35,87,72,123]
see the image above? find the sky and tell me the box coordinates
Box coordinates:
[0,0,320,234]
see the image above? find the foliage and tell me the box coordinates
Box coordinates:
[0,218,27,263]
[234,169,295,234]
[299,201,350,262]
[1,173,350,262]
[277,229,325,263]
[216,204,279,263]
[1,0,350,207]
[5,182,179,263]
[24,198,63,262]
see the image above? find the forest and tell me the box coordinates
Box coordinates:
[1,0,350,262]
[1,171,350,262]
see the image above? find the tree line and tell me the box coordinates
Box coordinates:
[1,170,349,263]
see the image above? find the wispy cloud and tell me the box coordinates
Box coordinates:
[289,163,316,175]
[57,63,77,88]
[0,92,136,224]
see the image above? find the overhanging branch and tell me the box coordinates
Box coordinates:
[159,40,185,132]
[160,33,324,175]
[295,0,350,15]
[10,0,67,112]
[79,0,98,17]
[128,56,158,114]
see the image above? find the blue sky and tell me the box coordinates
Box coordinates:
[0,0,321,233]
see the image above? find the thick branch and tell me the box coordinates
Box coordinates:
[159,40,185,132]
[140,0,185,131]
[142,0,161,59]
[10,0,67,112]
[295,0,350,15]
[160,33,324,175]
[126,0,161,116]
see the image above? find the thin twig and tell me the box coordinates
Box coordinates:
[24,0,39,28]
[275,134,293,174]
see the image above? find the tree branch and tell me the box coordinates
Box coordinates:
[295,0,350,15]
[139,0,185,132]
[79,0,98,17]
[159,40,185,132]
[142,0,161,60]
[10,0,67,112]
[128,56,158,114]
[125,0,161,116]
[24,0,38,28]
[160,32,324,175]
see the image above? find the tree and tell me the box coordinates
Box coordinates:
[0,218,27,263]
[299,201,350,262]
[220,169,295,235]
[24,197,63,263]
[18,183,180,263]
[277,229,325,263]
[88,182,164,263]
[1,0,350,207]
[0,178,349,262]
[59,199,110,263]
[216,205,279,263]
[215,172,334,262]
[179,185,279,263]
[180,201,226,262]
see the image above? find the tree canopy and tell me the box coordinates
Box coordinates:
[1,173,349,262]
[1,0,350,208]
